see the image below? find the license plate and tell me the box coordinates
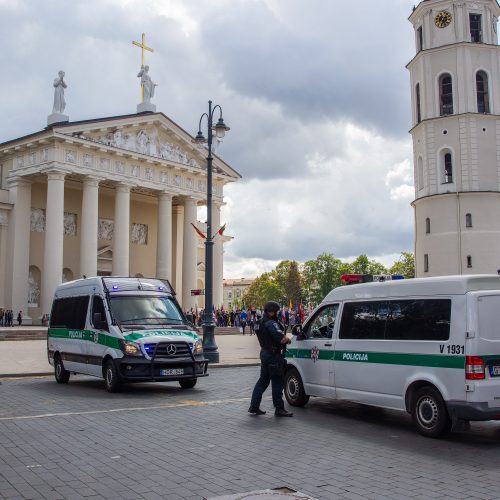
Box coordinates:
[160,368,184,376]
[489,365,500,377]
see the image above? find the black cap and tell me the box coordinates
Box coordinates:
[263,301,280,313]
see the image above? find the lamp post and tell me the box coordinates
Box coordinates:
[195,100,230,363]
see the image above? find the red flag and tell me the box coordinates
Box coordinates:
[191,222,206,240]
[215,223,227,237]
[299,303,305,323]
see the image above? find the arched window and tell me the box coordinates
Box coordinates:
[467,255,472,268]
[425,218,431,234]
[439,74,453,116]
[444,152,453,183]
[424,254,429,273]
[417,156,424,190]
[466,213,472,228]
[416,83,422,123]
[476,71,490,113]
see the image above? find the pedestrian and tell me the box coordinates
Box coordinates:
[240,308,247,335]
[17,311,22,326]
[8,309,13,327]
[248,316,254,335]
[0,309,4,327]
[248,301,293,417]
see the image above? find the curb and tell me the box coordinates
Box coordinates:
[0,363,260,379]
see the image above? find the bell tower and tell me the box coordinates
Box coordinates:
[408,0,500,276]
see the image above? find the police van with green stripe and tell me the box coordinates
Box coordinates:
[284,275,500,437]
[47,277,208,392]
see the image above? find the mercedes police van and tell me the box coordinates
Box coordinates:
[47,276,208,392]
[284,274,500,437]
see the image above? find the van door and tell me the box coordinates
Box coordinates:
[85,295,111,377]
[466,292,500,409]
[296,304,338,397]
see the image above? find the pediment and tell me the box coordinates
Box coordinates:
[97,245,113,260]
[52,112,240,180]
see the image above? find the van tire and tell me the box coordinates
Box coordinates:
[411,386,452,438]
[284,368,309,407]
[54,355,70,384]
[179,378,197,389]
[104,360,122,393]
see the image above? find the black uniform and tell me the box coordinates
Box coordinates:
[250,314,287,411]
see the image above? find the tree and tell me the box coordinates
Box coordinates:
[242,272,281,309]
[350,254,388,275]
[389,251,415,278]
[285,261,302,308]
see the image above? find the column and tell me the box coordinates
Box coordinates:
[6,178,31,322]
[212,202,223,309]
[181,197,198,311]
[156,192,173,282]
[172,205,184,299]
[112,183,131,276]
[80,177,100,278]
[41,171,65,315]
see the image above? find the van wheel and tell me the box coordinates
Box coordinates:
[412,386,452,438]
[284,368,309,407]
[54,355,70,384]
[104,360,122,393]
[179,379,197,389]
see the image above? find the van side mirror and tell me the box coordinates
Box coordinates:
[292,324,305,340]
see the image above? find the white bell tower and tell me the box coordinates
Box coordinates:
[408,0,500,276]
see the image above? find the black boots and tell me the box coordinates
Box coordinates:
[275,408,294,417]
[248,407,266,415]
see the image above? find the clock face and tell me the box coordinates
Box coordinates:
[435,10,452,28]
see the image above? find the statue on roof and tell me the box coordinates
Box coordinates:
[137,65,157,103]
[52,70,67,114]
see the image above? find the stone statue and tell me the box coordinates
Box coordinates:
[52,70,67,114]
[28,271,40,306]
[137,65,157,102]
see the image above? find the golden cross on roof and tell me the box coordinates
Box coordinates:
[132,33,154,101]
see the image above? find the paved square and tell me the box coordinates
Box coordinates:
[1,367,500,499]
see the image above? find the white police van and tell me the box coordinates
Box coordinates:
[284,274,500,437]
[47,276,208,392]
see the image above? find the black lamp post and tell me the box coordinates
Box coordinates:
[195,100,230,363]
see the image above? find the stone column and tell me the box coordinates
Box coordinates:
[6,178,31,322]
[172,205,184,298]
[181,197,198,311]
[112,183,131,276]
[80,177,100,278]
[212,202,223,309]
[156,192,173,282]
[0,208,9,309]
[41,171,65,315]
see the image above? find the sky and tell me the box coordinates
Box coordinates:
[0,0,419,278]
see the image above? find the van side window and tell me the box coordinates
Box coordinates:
[92,295,108,331]
[49,296,90,330]
[385,299,451,341]
[305,304,339,339]
[339,301,388,340]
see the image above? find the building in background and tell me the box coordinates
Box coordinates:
[409,0,500,276]
[223,278,255,311]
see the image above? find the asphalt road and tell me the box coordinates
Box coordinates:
[1,368,500,500]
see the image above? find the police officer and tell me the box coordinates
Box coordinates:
[248,301,293,417]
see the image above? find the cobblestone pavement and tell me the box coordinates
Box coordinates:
[1,368,500,500]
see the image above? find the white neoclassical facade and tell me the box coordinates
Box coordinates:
[408,0,500,276]
[0,112,240,323]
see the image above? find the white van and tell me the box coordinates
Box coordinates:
[47,276,208,392]
[284,275,500,437]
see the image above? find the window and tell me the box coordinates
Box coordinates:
[439,74,454,116]
[470,14,482,43]
[50,296,90,330]
[466,213,472,227]
[108,296,184,326]
[444,152,453,183]
[306,304,339,339]
[339,301,388,340]
[417,26,423,52]
[476,71,490,113]
[425,217,431,234]
[467,255,472,268]
[424,254,429,273]
[91,295,108,331]
[385,299,451,341]
[339,299,451,341]
[416,83,422,123]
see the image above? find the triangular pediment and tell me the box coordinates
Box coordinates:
[51,112,240,180]
[97,245,113,260]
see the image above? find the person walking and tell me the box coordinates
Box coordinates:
[249,301,293,417]
[17,311,22,326]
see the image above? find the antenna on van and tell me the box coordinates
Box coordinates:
[82,275,87,279]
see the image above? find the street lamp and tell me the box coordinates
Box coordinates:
[195,100,230,363]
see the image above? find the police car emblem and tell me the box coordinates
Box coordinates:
[311,346,320,363]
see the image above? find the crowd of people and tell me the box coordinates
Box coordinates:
[0,309,23,327]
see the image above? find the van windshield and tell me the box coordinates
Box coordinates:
[108,295,185,327]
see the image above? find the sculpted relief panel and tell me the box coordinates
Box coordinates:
[98,218,114,241]
[30,208,46,232]
[131,223,148,245]
[64,212,77,236]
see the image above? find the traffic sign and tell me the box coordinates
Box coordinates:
[191,289,205,296]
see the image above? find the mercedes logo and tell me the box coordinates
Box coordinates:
[166,344,177,355]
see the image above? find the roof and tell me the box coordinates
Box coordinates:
[323,275,500,303]
[223,278,255,286]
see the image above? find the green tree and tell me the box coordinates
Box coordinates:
[389,251,415,278]
[285,261,302,308]
[350,254,388,275]
[242,272,281,309]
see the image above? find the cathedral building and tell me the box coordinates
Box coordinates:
[408,0,500,276]
[0,110,240,323]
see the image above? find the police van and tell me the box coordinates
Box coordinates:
[47,276,208,392]
[284,274,500,437]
